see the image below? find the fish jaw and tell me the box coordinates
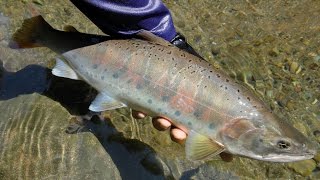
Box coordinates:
[248,153,316,162]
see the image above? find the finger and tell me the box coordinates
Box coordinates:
[132,110,146,119]
[170,128,187,144]
[152,117,171,131]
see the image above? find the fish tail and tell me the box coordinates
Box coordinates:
[9,16,53,49]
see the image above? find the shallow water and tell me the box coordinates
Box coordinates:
[0,0,319,179]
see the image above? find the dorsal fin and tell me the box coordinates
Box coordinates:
[136,30,173,46]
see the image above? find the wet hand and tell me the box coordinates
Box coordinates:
[132,110,187,144]
[132,110,234,162]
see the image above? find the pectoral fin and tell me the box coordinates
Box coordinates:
[89,93,126,112]
[52,58,80,80]
[185,130,225,160]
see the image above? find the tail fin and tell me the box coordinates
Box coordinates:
[9,16,53,49]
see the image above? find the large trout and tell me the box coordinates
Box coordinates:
[10,16,317,162]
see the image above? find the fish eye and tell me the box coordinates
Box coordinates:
[277,140,291,149]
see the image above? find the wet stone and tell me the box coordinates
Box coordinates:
[0,94,121,179]
[288,159,317,177]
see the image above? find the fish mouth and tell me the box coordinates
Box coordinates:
[255,153,316,162]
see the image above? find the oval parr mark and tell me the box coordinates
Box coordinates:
[162,96,170,102]
[174,110,181,117]
[193,110,201,118]
[92,64,98,69]
[147,99,152,104]
[208,123,215,129]
[136,84,142,89]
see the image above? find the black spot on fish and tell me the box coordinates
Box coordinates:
[238,97,241,100]
[247,97,251,101]
[208,123,215,129]
[225,87,228,90]
[112,73,119,78]
[237,89,240,93]
[208,75,211,79]
[175,111,181,116]
[104,68,107,72]
[226,79,229,82]
[167,51,172,54]
[188,122,192,126]
[148,99,152,104]
[162,96,170,102]
[188,60,192,62]
[216,74,221,78]
[101,76,105,80]
[93,64,98,69]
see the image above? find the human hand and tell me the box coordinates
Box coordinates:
[132,110,187,144]
[132,110,234,162]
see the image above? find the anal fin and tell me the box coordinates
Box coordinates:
[185,130,225,160]
[89,93,126,112]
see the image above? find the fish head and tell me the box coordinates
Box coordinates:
[220,111,318,162]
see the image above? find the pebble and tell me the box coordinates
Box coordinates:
[288,159,316,176]
[313,151,320,163]
[289,61,301,74]
[269,47,280,57]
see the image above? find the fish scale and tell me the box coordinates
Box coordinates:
[10,15,317,162]
[61,39,274,139]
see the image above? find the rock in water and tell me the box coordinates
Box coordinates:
[0,93,120,179]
